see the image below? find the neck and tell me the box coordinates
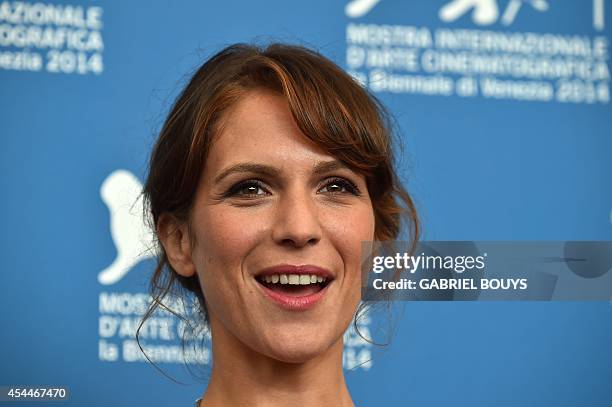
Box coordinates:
[199,316,355,407]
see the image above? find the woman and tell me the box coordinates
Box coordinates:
[140,43,418,406]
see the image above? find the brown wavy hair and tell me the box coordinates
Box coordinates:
[138,43,419,364]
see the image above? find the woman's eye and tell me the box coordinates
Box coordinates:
[226,180,268,197]
[319,178,361,196]
[225,177,361,198]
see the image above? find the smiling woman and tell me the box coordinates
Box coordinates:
[139,43,419,407]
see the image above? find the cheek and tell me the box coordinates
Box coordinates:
[189,207,271,343]
[328,204,375,255]
[190,208,262,304]
[322,204,374,333]
[195,208,260,265]
[323,203,375,287]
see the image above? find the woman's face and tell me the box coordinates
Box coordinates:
[187,89,375,363]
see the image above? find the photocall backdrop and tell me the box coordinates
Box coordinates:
[1,0,611,406]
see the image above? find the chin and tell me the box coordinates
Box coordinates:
[266,344,329,364]
[260,329,338,364]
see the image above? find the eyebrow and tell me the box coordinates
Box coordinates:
[213,160,351,184]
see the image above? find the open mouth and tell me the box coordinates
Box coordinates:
[255,274,332,297]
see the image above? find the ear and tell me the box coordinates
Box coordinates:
[157,213,196,277]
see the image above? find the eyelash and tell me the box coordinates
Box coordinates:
[224,177,361,198]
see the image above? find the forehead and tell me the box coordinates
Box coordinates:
[206,89,332,171]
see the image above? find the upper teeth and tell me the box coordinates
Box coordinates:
[261,274,325,285]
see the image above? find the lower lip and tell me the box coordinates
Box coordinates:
[256,280,331,311]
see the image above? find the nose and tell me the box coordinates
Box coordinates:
[271,186,322,248]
